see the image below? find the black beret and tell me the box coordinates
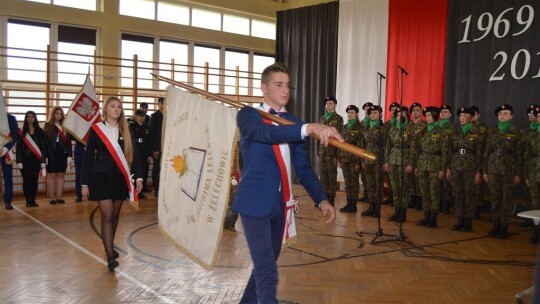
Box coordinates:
[422,106,440,116]
[527,104,539,114]
[533,106,540,116]
[362,102,373,110]
[409,102,422,113]
[140,102,148,108]
[456,106,475,116]
[367,105,382,115]
[469,105,480,114]
[440,104,452,112]
[398,106,408,113]
[388,102,400,110]
[495,104,513,116]
[346,105,359,113]
[135,109,146,116]
[324,96,337,104]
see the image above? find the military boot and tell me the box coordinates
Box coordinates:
[461,217,473,232]
[496,223,509,239]
[417,212,430,226]
[415,196,423,210]
[388,206,400,221]
[327,194,335,207]
[408,195,416,209]
[488,221,501,237]
[474,206,482,219]
[361,203,375,216]
[441,200,451,215]
[371,204,381,218]
[340,199,357,213]
[358,190,369,202]
[383,195,394,206]
[397,207,407,223]
[452,216,464,231]
[427,212,438,228]
[529,226,540,244]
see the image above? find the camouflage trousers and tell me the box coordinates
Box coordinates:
[451,170,476,218]
[417,170,441,213]
[342,162,360,199]
[319,156,338,196]
[364,163,383,204]
[529,180,540,210]
[388,164,412,208]
[487,174,516,224]
[475,181,486,207]
[410,173,420,197]
[441,178,452,201]
[360,168,367,195]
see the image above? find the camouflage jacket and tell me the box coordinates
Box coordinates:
[448,124,483,172]
[409,119,427,142]
[523,130,540,181]
[472,121,489,164]
[339,121,363,163]
[361,121,386,166]
[413,125,449,172]
[318,112,343,158]
[482,125,522,176]
[384,123,414,166]
[438,120,454,140]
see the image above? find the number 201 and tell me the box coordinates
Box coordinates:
[489,49,540,81]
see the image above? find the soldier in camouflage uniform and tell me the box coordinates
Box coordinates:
[438,104,454,214]
[523,106,540,243]
[483,104,522,239]
[408,102,426,210]
[447,107,483,232]
[383,102,400,206]
[318,96,343,206]
[470,106,489,219]
[358,102,373,202]
[384,106,414,222]
[521,104,540,225]
[414,106,448,228]
[360,105,386,217]
[339,105,364,213]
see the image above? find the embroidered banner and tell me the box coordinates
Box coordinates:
[158,86,237,269]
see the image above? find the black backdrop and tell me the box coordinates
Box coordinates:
[445,0,540,128]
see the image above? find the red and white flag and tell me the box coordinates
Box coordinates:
[0,85,12,149]
[63,75,101,143]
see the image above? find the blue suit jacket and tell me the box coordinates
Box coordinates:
[232,106,327,217]
[5,114,19,150]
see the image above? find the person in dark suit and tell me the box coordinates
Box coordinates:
[81,96,143,271]
[16,111,46,207]
[1,113,19,210]
[73,139,85,202]
[149,97,164,196]
[232,63,340,304]
[43,106,72,205]
[130,109,152,198]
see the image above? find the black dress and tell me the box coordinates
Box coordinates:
[16,128,46,203]
[44,122,72,173]
[80,122,142,201]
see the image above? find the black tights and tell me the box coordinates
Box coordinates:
[98,200,123,260]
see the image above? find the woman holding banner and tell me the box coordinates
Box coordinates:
[44,106,72,205]
[16,111,46,208]
[81,96,143,271]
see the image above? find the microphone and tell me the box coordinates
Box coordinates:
[397,65,408,75]
[377,72,386,79]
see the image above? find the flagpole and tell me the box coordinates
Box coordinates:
[151,73,376,162]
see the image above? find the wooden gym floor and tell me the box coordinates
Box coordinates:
[0,185,537,304]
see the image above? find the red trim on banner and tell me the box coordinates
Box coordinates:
[385,0,448,117]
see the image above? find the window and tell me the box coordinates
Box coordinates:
[121,34,155,89]
[54,0,96,11]
[7,19,50,82]
[57,25,97,85]
[191,8,221,31]
[251,20,275,40]
[223,15,249,35]
[159,40,189,90]
[157,2,189,25]
[193,45,220,93]
[119,0,155,20]
[224,49,249,95]
[252,53,275,96]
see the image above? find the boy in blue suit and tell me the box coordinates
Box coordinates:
[1,113,19,210]
[232,63,341,303]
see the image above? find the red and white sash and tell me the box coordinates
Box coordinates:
[259,105,299,247]
[55,122,67,143]
[18,129,46,176]
[91,123,138,206]
[3,131,15,164]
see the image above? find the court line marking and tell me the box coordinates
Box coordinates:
[13,205,175,304]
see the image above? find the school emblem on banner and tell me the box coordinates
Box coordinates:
[73,92,100,121]
[159,86,238,269]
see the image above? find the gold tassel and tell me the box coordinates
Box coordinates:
[129,200,140,211]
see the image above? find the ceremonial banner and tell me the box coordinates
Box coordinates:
[0,86,11,148]
[158,86,237,270]
[63,75,100,143]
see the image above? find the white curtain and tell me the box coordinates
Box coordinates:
[336,0,389,121]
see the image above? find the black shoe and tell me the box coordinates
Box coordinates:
[107,259,119,271]
[388,207,400,221]
[154,191,159,197]
[27,201,39,207]
[452,216,464,231]
[417,212,430,226]
[361,203,375,216]
[56,199,65,204]
[461,217,473,232]
[75,197,82,203]
[113,249,119,259]
[139,193,147,199]
[426,212,438,228]
[496,223,509,239]
[49,199,57,205]
[488,221,501,237]
[4,201,13,210]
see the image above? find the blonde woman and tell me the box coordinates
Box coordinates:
[81,96,143,271]
[44,106,72,204]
